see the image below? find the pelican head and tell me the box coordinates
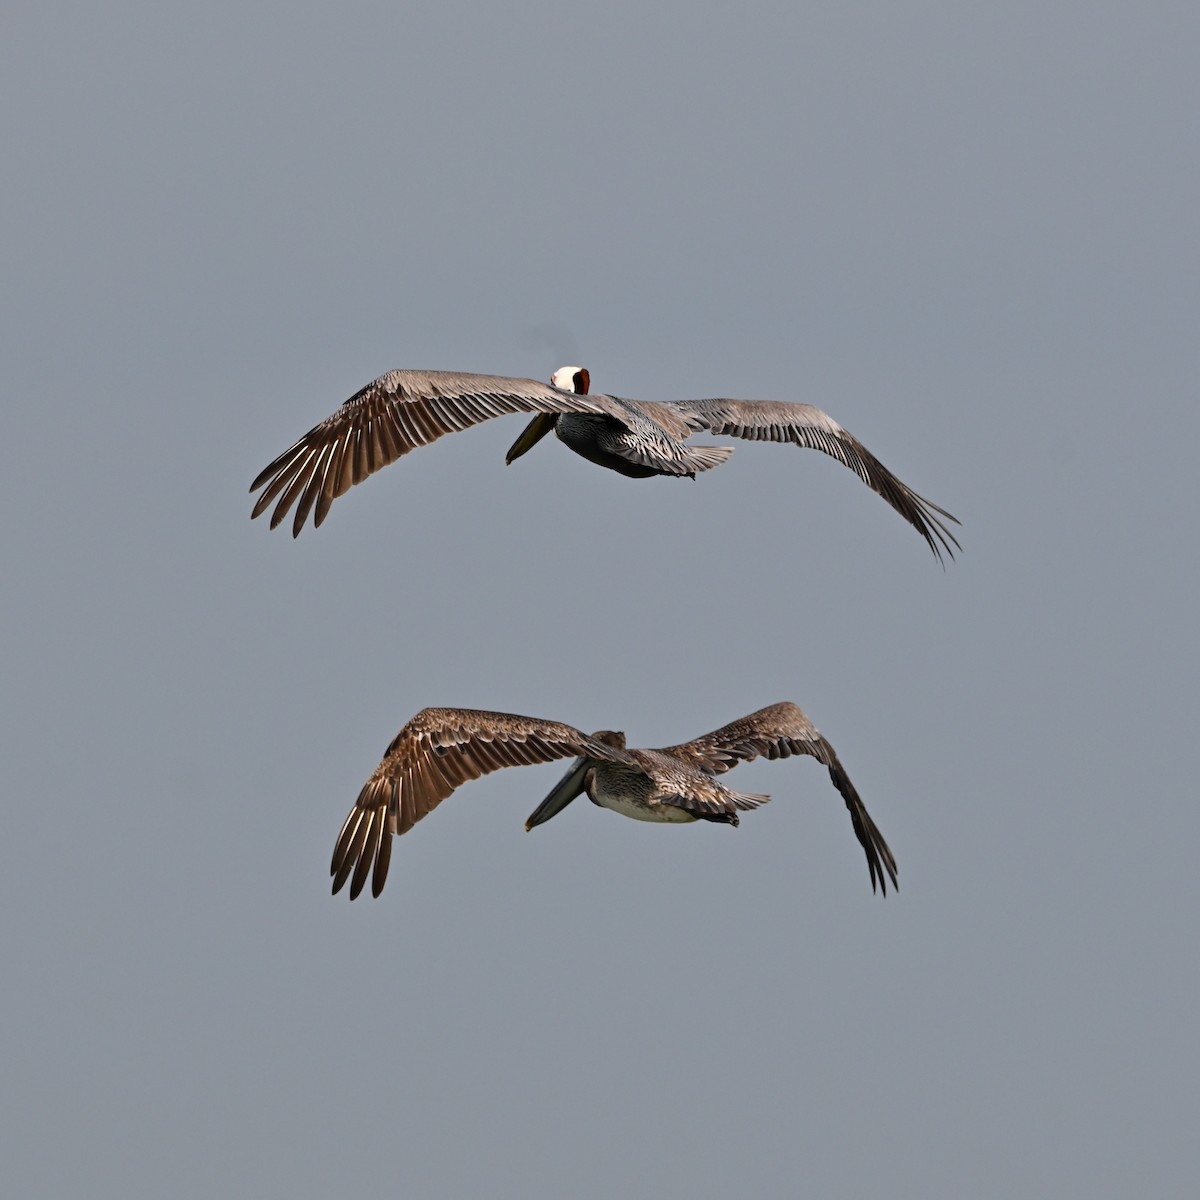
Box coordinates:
[550,366,590,394]
[505,365,591,465]
[523,727,625,830]
[589,729,626,750]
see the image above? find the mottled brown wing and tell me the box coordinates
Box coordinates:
[663,702,898,894]
[662,702,825,773]
[330,708,618,900]
[666,397,961,562]
[250,370,615,536]
[630,749,771,823]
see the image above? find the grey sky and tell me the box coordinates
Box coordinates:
[3,2,1197,1196]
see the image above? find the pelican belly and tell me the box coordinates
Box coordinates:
[553,413,660,479]
[589,790,696,823]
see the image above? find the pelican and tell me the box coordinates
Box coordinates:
[330,702,898,900]
[250,366,960,560]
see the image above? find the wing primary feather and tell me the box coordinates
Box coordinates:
[350,810,382,901]
[372,828,392,898]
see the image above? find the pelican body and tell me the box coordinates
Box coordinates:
[329,703,898,900]
[524,729,766,828]
[251,365,960,560]
[503,370,731,480]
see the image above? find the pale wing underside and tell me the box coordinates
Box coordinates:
[663,701,899,893]
[250,371,628,537]
[330,707,623,900]
[667,398,961,562]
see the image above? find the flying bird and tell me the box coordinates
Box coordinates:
[250,366,960,560]
[330,702,898,900]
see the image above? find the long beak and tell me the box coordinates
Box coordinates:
[525,757,590,830]
[506,413,557,464]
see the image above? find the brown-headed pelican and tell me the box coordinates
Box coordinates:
[330,702,898,900]
[250,366,960,560]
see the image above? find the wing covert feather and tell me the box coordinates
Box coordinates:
[663,702,899,893]
[251,371,620,536]
[330,708,622,899]
[667,396,961,561]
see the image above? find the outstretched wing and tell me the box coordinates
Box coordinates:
[666,397,961,562]
[663,702,899,894]
[250,370,617,536]
[331,707,618,900]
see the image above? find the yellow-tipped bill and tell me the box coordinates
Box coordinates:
[505,412,557,464]
[525,756,589,830]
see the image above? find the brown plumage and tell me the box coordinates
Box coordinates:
[329,703,898,900]
[250,365,960,560]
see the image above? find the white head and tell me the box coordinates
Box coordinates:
[550,366,590,395]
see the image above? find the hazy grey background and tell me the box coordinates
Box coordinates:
[3,2,1196,1196]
